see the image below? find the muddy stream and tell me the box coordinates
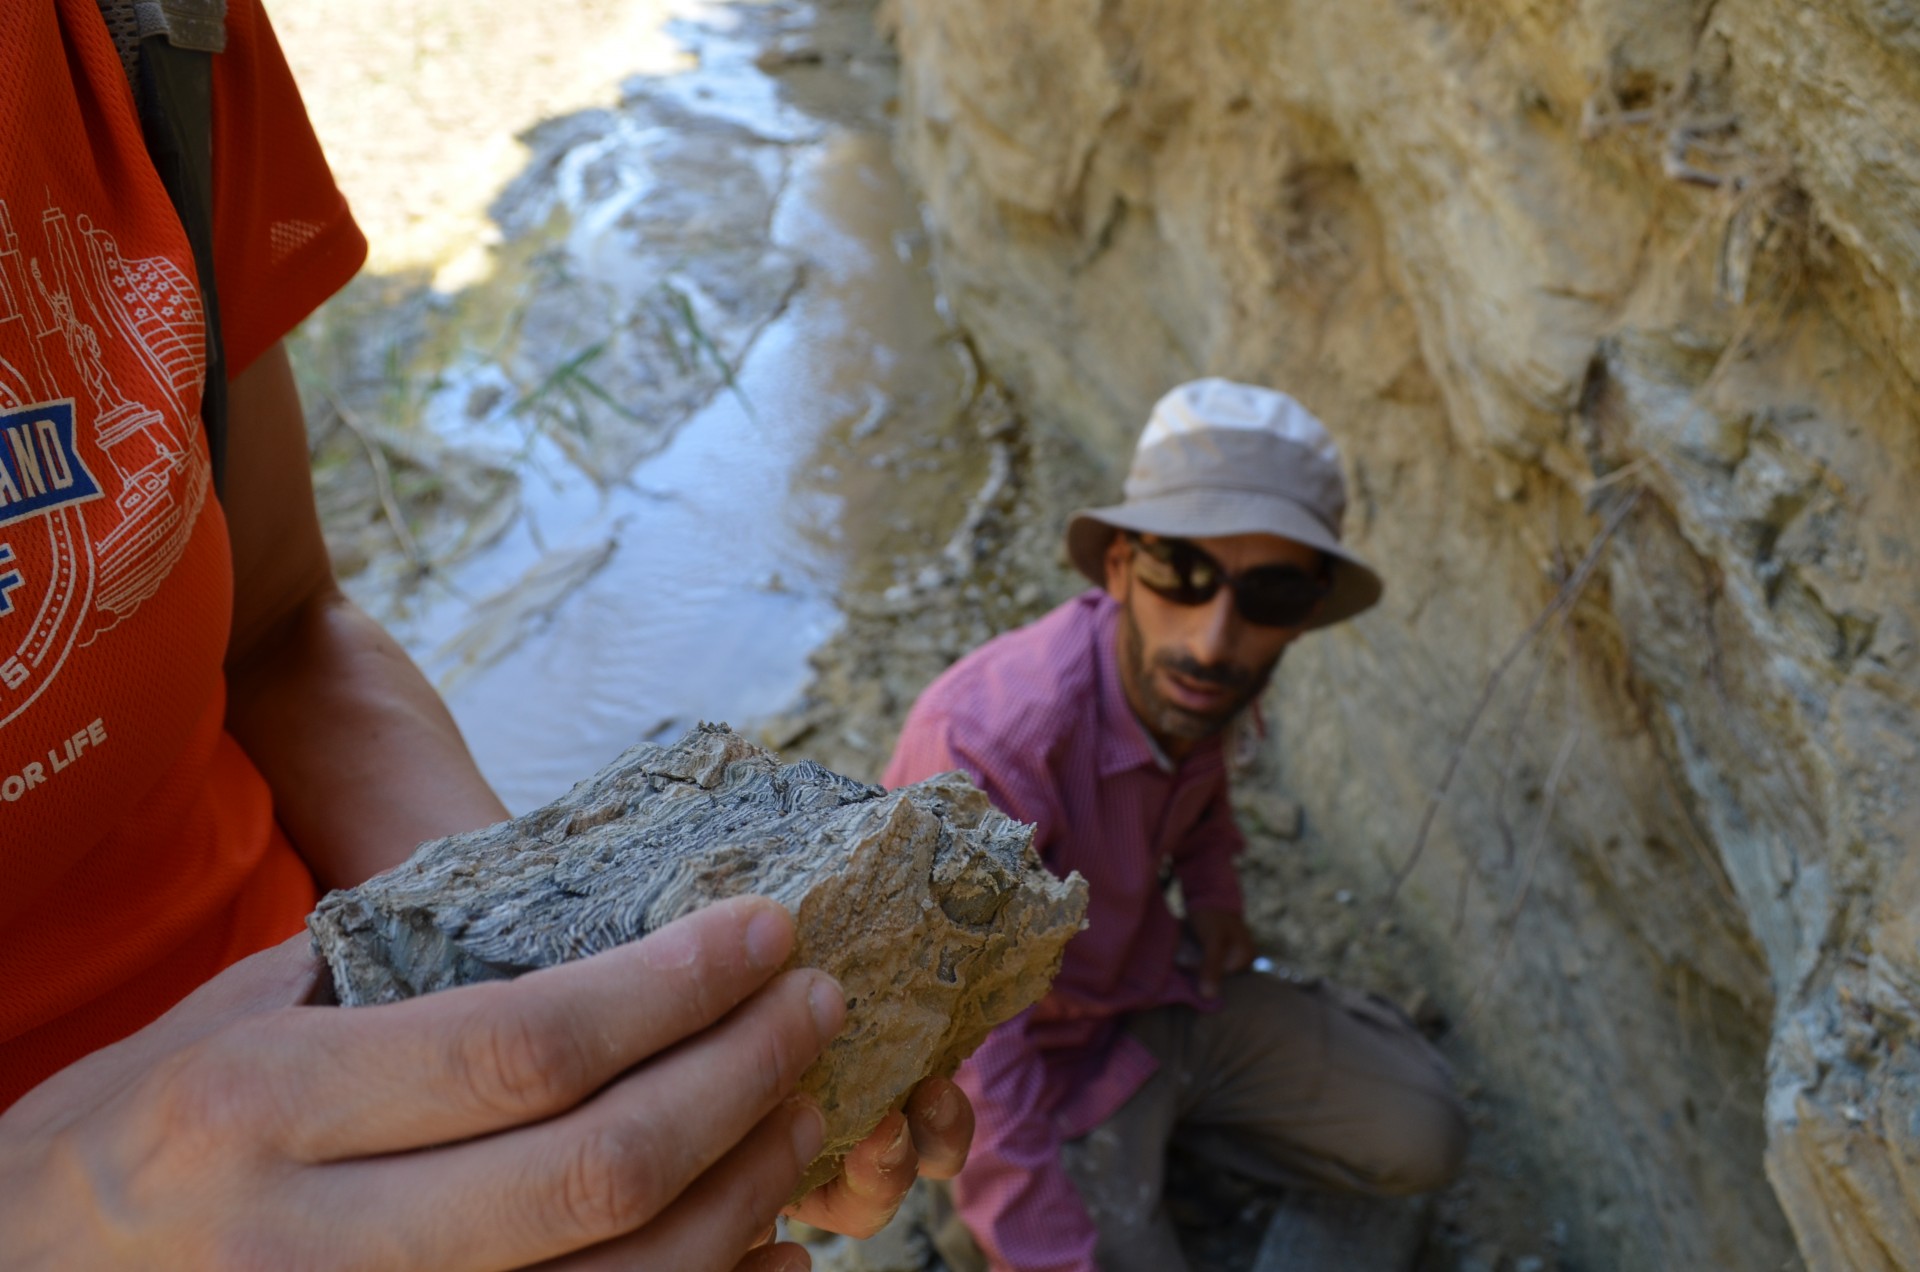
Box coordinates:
[295,0,983,813]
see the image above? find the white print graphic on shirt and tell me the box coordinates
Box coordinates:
[0,716,106,802]
[0,198,210,730]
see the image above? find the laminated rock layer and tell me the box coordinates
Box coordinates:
[885,0,1920,1264]
[310,724,1087,1192]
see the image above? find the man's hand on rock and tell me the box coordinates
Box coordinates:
[0,897,847,1272]
[1187,907,1257,999]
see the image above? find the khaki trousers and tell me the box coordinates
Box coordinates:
[934,972,1467,1272]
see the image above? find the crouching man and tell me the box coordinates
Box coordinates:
[884,379,1467,1272]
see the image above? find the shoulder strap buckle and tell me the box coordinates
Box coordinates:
[132,0,228,54]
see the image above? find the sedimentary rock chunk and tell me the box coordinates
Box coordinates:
[309,723,1087,1191]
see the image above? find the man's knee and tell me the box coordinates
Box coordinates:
[1191,974,1470,1196]
[1307,981,1469,1196]
[1364,1086,1468,1196]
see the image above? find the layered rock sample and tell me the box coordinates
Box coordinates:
[310,724,1087,1191]
[887,0,1920,1265]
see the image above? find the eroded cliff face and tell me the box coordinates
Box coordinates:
[882,1,1920,1266]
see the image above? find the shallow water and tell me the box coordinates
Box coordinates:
[323,2,980,813]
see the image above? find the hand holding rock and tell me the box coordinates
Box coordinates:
[310,724,1086,1195]
[0,898,839,1272]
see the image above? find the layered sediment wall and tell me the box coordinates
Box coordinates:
[883,2,1920,1266]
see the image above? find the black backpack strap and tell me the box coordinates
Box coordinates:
[98,0,230,498]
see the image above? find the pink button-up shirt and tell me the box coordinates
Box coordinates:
[883,591,1246,1272]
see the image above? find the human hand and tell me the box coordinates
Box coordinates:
[779,1075,976,1240]
[1187,907,1256,999]
[0,896,843,1272]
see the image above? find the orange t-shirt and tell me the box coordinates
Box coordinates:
[0,0,367,1107]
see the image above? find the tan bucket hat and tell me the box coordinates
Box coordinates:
[1066,378,1383,629]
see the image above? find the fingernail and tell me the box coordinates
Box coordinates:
[789,1098,826,1162]
[809,975,846,1038]
[928,1083,962,1132]
[879,1115,913,1170]
[746,907,791,971]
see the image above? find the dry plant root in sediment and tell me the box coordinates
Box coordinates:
[308,723,1088,1193]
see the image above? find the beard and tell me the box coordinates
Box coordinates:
[1118,599,1280,747]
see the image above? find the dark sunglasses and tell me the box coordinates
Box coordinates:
[1126,533,1330,629]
